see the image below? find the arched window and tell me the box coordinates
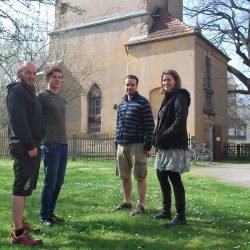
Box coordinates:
[88,84,102,132]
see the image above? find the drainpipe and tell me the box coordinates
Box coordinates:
[125,45,129,75]
[161,0,168,10]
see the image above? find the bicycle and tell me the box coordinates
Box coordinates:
[197,146,213,163]
[188,142,213,164]
[188,147,197,163]
[188,142,203,163]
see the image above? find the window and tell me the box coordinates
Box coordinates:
[88,84,102,133]
[205,93,212,111]
[204,56,212,90]
[204,55,214,115]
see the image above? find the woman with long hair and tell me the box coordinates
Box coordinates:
[153,69,191,227]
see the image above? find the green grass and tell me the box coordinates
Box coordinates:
[0,159,250,249]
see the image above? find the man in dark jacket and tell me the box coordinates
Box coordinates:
[6,61,43,246]
[113,75,154,216]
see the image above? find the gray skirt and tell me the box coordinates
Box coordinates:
[154,148,190,174]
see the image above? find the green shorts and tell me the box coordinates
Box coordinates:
[116,143,147,180]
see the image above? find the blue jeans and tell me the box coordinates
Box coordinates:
[40,144,68,220]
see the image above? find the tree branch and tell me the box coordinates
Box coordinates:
[228,89,250,94]
[227,64,250,94]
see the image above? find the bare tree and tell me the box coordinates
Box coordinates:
[0,1,56,80]
[0,81,8,130]
[0,0,83,76]
[38,46,100,103]
[237,94,250,124]
[0,0,83,129]
[228,72,250,140]
[184,0,250,94]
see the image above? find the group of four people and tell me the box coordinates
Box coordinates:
[7,61,190,246]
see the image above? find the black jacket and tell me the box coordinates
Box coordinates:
[153,88,191,150]
[6,82,43,153]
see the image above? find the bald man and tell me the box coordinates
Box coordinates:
[6,61,43,245]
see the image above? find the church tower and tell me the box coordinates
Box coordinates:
[50,0,186,133]
[50,0,229,152]
[55,0,183,31]
[164,0,183,21]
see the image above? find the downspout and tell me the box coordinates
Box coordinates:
[125,45,129,75]
[162,0,168,10]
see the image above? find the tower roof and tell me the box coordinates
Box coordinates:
[127,9,198,45]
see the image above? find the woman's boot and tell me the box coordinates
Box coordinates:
[165,192,186,227]
[153,190,172,219]
[154,170,172,219]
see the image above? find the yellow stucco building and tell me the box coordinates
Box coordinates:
[48,0,229,157]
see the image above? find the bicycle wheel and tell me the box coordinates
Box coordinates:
[189,149,196,163]
[207,152,213,163]
[197,149,213,163]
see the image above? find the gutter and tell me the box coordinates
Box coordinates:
[51,11,149,35]
[125,32,230,61]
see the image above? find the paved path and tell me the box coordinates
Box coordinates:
[190,163,250,188]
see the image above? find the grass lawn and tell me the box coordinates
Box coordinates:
[0,158,249,249]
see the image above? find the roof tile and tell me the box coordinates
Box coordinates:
[128,9,198,45]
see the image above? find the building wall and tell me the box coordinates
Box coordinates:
[56,0,146,29]
[51,27,198,135]
[50,0,228,150]
[228,76,250,144]
[126,36,196,137]
[237,105,250,143]
[167,0,183,21]
[51,16,148,133]
[55,0,183,30]
[51,30,228,147]
[126,34,228,147]
[147,0,183,20]
[194,36,228,149]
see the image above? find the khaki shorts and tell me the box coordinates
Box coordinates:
[116,143,147,180]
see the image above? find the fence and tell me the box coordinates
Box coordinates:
[0,130,9,159]
[0,131,117,160]
[68,132,116,160]
[223,143,250,159]
[0,131,192,160]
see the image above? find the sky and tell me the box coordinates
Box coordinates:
[0,1,55,31]
[183,0,249,91]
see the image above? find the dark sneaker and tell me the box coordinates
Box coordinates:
[130,204,145,216]
[11,231,43,246]
[153,211,172,220]
[23,223,41,232]
[164,216,187,228]
[40,218,57,227]
[112,202,132,212]
[50,214,65,223]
